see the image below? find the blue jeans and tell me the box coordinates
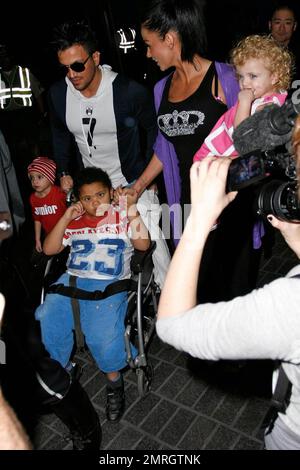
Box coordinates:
[36,273,136,373]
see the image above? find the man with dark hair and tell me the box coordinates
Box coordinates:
[269,4,297,47]
[268,4,300,78]
[48,20,170,288]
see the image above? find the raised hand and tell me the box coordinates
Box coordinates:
[189,158,237,233]
[64,201,85,222]
[60,175,74,193]
[238,88,255,105]
[113,187,139,212]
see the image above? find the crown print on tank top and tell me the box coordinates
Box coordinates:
[157,63,227,145]
[157,109,205,137]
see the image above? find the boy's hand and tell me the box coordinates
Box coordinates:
[113,187,138,208]
[35,240,43,252]
[112,186,123,205]
[123,188,139,208]
[64,202,85,222]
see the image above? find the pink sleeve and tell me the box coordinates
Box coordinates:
[193,104,239,162]
[193,140,211,162]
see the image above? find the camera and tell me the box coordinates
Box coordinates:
[227,151,267,191]
[231,96,300,223]
[257,179,300,222]
[227,148,300,222]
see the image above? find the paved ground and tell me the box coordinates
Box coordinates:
[32,231,299,451]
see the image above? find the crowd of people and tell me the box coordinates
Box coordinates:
[1,0,300,452]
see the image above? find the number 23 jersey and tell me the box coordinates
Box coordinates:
[62,208,133,280]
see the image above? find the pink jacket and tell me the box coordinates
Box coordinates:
[194,93,287,161]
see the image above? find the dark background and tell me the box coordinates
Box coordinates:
[1,0,300,90]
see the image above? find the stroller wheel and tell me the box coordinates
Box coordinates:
[136,362,153,398]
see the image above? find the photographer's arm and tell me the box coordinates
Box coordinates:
[158,158,237,319]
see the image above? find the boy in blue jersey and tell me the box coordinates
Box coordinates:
[35,167,150,421]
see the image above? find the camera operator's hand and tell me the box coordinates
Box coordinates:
[188,158,237,236]
[267,215,300,259]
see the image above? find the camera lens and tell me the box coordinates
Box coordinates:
[257,180,300,222]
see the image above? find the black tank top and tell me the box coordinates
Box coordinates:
[158,62,227,205]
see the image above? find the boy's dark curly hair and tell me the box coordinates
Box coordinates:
[73,167,112,200]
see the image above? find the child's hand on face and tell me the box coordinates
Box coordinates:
[238,88,255,106]
[65,202,85,221]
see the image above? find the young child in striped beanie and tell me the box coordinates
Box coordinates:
[28,156,66,253]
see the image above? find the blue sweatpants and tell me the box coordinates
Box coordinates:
[36,273,135,373]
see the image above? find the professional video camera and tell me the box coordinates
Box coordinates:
[227,96,300,222]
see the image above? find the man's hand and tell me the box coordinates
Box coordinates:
[189,158,237,233]
[60,175,73,193]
